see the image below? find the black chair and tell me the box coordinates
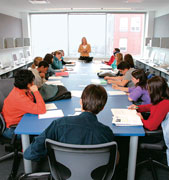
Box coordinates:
[46,139,117,180]
[0,78,22,179]
[136,128,169,180]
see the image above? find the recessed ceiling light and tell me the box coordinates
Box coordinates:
[125,0,144,3]
[29,0,50,4]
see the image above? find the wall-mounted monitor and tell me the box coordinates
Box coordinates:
[0,38,5,49]
[145,37,151,46]
[5,38,15,48]
[24,38,30,46]
[161,37,169,49]
[151,38,160,47]
[15,38,24,47]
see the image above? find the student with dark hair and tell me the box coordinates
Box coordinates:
[129,76,169,130]
[31,61,49,88]
[43,53,55,79]
[104,61,135,87]
[113,69,150,105]
[24,84,114,161]
[124,54,135,68]
[104,48,120,66]
[2,69,46,139]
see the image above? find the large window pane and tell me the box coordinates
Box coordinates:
[31,14,68,57]
[69,14,106,57]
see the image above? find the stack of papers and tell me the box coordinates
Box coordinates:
[55,72,69,77]
[48,76,62,80]
[111,109,143,126]
[45,80,63,86]
[39,109,64,119]
[108,91,126,95]
[91,79,107,85]
[71,90,82,98]
[45,103,57,110]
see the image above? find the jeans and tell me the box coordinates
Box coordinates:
[3,127,21,139]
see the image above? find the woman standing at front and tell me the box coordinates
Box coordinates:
[78,37,92,62]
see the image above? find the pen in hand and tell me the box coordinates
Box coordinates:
[127,105,139,110]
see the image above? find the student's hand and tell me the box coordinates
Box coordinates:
[29,85,38,92]
[107,80,113,84]
[128,104,138,110]
[61,67,67,72]
[137,112,143,119]
[104,76,110,80]
[39,73,45,78]
[112,84,119,90]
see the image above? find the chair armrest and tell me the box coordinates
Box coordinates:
[144,128,163,136]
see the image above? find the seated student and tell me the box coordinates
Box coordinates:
[30,57,43,69]
[43,53,55,79]
[124,54,135,68]
[104,61,135,87]
[31,61,49,88]
[52,51,67,71]
[59,50,75,65]
[112,69,151,105]
[24,84,115,161]
[129,76,169,131]
[2,69,46,139]
[111,52,123,70]
[104,48,120,66]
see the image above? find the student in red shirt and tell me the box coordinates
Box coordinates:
[104,48,120,66]
[129,76,169,131]
[2,69,46,139]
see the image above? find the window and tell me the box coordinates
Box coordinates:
[30,13,144,58]
[119,38,127,52]
[69,14,105,57]
[31,14,68,57]
[131,17,141,32]
[120,17,128,32]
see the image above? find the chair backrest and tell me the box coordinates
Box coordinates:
[161,112,169,166]
[46,139,117,180]
[0,78,14,112]
[0,78,14,135]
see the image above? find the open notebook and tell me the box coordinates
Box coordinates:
[111,109,143,126]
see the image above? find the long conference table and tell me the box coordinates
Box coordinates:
[15,61,145,180]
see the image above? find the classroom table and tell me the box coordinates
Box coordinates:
[15,61,145,180]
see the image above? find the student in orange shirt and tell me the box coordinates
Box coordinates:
[2,69,46,139]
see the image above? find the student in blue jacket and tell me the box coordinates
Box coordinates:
[24,84,115,162]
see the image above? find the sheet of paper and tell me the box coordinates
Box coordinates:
[45,103,57,110]
[48,76,62,80]
[71,90,82,98]
[91,79,107,85]
[75,108,81,111]
[45,81,64,86]
[108,91,126,95]
[39,110,64,119]
[111,109,143,126]
[79,85,86,88]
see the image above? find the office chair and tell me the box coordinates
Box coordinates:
[45,139,117,180]
[136,128,169,180]
[0,78,22,179]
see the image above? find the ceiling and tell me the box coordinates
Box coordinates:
[0,0,169,15]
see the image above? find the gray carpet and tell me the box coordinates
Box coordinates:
[1,144,169,180]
